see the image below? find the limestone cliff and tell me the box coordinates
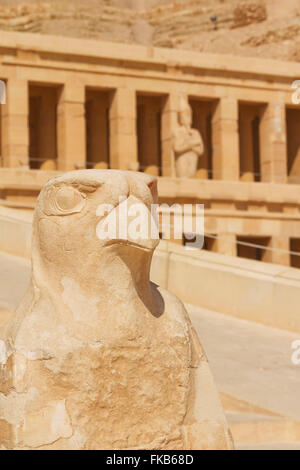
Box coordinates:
[0,0,298,61]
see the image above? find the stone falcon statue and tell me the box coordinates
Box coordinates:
[0,170,233,450]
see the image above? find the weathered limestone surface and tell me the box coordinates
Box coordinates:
[0,170,232,450]
[109,89,138,171]
[1,79,29,168]
[57,82,86,172]
[212,97,239,181]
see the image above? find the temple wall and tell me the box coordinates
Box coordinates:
[0,31,299,268]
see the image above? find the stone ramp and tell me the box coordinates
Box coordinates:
[187,304,300,449]
[188,304,300,421]
[0,250,300,449]
[227,412,300,449]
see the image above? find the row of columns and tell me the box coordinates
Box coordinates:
[0,79,293,267]
[0,80,288,183]
[212,97,288,183]
[176,232,291,266]
[235,234,290,265]
[211,99,289,265]
[200,233,290,266]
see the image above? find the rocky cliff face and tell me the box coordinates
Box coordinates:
[0,0,299,62]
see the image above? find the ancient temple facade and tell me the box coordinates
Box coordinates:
[0,31,300,267]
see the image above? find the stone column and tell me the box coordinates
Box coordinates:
[57,82,86,171]
[239,113,255,182]
[1,79,29,168]
[109,88,138,171]
[212,97,239,180]
[259,102,287,183]
[263,236,290,266]
[161,93,178,177]
[213,233,237,257]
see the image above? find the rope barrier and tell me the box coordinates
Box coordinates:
[204,233,300,258]
[160,223,300,258]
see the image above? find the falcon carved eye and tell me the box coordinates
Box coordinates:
[56,187,85,212]
[44,185,86,216]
